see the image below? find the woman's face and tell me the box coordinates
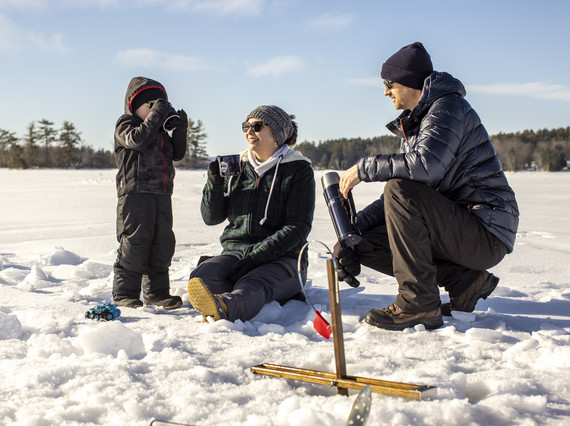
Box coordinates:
[243,119,278,162]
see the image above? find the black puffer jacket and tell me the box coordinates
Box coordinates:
[114,77,187,196]
[356,71,519,252]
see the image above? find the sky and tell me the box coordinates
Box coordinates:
[1,0,570,157]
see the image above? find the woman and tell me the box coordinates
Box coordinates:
[187,105,315,322]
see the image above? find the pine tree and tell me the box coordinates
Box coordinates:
[23,122,40,166]
[185,118,208,168]
[38,119,57,167]
[59,121,82,168]
[0,129,25,168]
[0,129,13,167]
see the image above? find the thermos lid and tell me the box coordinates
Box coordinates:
[321,171,340,189]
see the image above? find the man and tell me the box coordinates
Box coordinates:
[336,42,519,331]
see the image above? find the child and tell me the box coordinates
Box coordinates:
[112,76,187,309]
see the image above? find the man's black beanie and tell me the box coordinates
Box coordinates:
[381,42,433,90]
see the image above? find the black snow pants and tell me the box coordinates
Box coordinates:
[113,193,176,302]
[355,179,508,312]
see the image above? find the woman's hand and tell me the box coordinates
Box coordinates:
[207,160,224,186]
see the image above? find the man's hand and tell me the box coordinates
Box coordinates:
[334,243,361,288]
[339,164,361,199]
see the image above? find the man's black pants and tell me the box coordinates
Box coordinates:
[355,179,508,312]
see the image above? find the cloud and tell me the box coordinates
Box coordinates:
[1,0,267,15]
[58,0,120,7]
[29,31,68,53]
[310,12,354,30]
[468,82,570,102]
[0,13,68,55]
[166,0,265,15]
[0,14,16,53]
[0,0,46,10]
[114,48,219,72]
[246,56,304,77]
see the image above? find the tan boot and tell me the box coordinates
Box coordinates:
[187,278,228,321]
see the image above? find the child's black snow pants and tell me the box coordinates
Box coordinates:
[113,193,175,302]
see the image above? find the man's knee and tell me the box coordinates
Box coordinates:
[384,178,419,199]
[384,179,416,216]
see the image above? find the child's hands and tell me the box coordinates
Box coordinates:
[150,99,176,119]
[171,109,188,130]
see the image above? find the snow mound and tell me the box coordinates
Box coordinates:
[0,310,22,340]
[78,321,146,358]
[44,247,84,266]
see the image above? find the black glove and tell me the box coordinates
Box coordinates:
[170,109,188,131]
[336,245,361,287]
[150,98,176,120]
[230,256,257,281]
[207,160,224,186]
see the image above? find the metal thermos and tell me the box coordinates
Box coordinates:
[321,171,362,247]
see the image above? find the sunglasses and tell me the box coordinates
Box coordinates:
[383,80,394,89]
[242,121,266,133]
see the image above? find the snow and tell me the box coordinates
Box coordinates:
[1,168,569,425]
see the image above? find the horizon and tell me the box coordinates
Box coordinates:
[1,0,569,156]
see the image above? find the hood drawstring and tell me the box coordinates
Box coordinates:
[224,175,234,198]
[259,154,284,225]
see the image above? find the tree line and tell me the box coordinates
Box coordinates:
[0,120,110,169]
[2,119,569,171]
[491,127,570,171]
[0,117,209,169]
[297,126,570,172]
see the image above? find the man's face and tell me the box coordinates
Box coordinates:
[384,81,422,111]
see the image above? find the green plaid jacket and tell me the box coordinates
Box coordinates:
[201,150,315,269]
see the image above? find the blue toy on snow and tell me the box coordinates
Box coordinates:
[85,302,121,321]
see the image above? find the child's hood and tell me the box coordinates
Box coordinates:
[124,77,168,115]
